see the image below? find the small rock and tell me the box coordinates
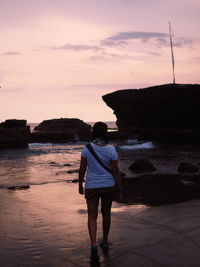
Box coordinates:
[8,186,17,190]
[72,179,79,183]
[129,159,156,173]
[178,162,199,173]
[67,169,79,174]
[20,185,30,189]
[50,161,56,164]
[8,185,30,190]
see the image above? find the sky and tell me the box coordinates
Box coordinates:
[0,0,200,123]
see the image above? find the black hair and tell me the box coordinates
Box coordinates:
[92,122,108,143]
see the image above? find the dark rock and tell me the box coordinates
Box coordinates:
[67,169,79,174]
[8,185,30,190]
[121,174,200,205]
[103,84,200,144]
[7,186,16,190]
[0,119,30,149]
[72,179,79,183]
[0,119,27,128]
[129,159,156,173]
[178,162,199,173]
[20,185,30,190]
[31,118,91,143]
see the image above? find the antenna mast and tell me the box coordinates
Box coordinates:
[169,21,176,84]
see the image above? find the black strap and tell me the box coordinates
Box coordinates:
[86,143,113,175]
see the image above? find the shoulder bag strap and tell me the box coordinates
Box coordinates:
[86,143,113,175]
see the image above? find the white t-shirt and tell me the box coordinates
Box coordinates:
[81,142,118,189]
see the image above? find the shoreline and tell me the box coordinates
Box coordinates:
[1,182,200,266]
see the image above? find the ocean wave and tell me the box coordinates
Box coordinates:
[29,143,69,147]
[29,142,87,147]
[119,142,156,150]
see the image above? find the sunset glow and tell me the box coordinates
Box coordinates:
[0,0,199,122]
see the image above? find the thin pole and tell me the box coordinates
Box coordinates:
[169,21,175,84]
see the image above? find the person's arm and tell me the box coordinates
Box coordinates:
[78,156,87,194]
[111,160,122,193]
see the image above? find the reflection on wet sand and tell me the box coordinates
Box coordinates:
[1,182,200,266]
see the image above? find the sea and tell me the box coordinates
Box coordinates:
[0,119,157,189]
[0,138,155,189]
[0,121,119,189]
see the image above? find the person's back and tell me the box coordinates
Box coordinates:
[78,122,122,263]
[82,142,117,189]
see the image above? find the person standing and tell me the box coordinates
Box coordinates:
[78,122,122,262]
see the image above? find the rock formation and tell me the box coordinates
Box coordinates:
[31,118,91,143]
[103,83,200,144]
[0,119,30,149]
[129,159,157,173]
[178,162,199,173]
[121,174,200,205]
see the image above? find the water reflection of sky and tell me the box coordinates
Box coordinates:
[0,144,84,188]
[0,181,148,266]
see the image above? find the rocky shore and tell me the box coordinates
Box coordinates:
[0,119,30,149]
[30,118,91,143]
[103,83,200,144]
[1,83,200,205]
[121,174,200,206]
[116,142,200,205]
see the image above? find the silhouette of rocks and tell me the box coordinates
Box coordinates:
[0,119,27,128]
[67,169,79,174]
[178,162,199,173]
[129,159,156,173]
[72,179,79,183]
[121,174,200,205]
[103,84,200,144]
[31,118,91,143]
[8,185,30,190]
[0,119,30,149]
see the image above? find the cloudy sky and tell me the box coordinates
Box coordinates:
[0,0,199,123]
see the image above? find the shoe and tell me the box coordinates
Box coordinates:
[91,245,99,262]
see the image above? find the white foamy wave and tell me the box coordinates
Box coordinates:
[119,142,156,150]
[29,141,87,147]
[29,143,55,147]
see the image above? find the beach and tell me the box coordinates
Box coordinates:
[1,142,200,266]
[1,183,200,267]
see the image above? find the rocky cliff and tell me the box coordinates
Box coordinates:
[31,118,91,143]
[103,84,200,144]
[0,119,30,148]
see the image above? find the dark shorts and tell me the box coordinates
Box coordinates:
[85,186,116,200]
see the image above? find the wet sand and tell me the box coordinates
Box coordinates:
[1,182,200,267]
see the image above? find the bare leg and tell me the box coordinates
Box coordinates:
[86,198,99,246]
[101,197,113,242]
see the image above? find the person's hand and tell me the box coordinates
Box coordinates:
[79,183,84,195]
